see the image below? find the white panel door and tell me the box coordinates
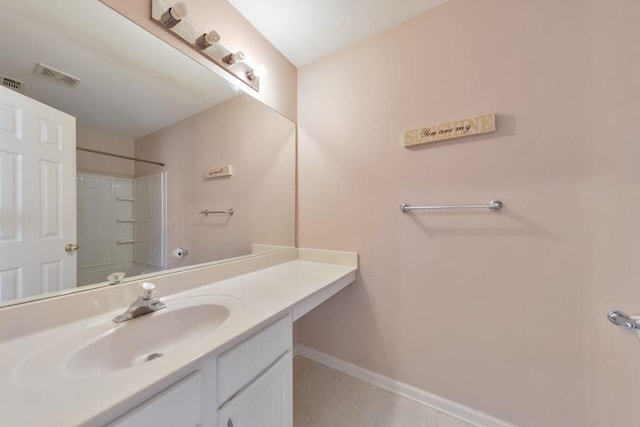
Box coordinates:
[0,86,76,302]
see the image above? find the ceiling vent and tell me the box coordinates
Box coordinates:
[34,63,81,88]
[1,76,26,93]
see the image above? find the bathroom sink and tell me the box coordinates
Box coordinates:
[14,295,243,384]
[66,299,232,377]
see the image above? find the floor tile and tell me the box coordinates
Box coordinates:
[311,407,359,427]
[325,375,386,422]
[294,389,324,427]
[373,392,438,427]
[437,412,474,427]
[294,354,317,379]
[293,356,474,427]
[294,361,346,409]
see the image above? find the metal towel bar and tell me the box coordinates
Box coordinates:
[400,200,503,213]
[199,209,234,215]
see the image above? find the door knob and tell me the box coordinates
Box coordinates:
[65,243,79,253]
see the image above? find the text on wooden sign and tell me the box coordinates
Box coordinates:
[405,113,496,147]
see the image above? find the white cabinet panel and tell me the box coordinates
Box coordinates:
[109,371,203,427]
[219,352,292,427]
[217,315,292,405]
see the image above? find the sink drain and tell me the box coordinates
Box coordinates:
[146,352,163,362]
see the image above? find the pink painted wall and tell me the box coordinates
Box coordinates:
[100,0,297,121]
[76,128,135,177]
[135,94,295,269]
[296,0,640,426]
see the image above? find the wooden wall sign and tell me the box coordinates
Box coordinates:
[404,113,496,147]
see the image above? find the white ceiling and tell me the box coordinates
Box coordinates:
[228,0,450,67]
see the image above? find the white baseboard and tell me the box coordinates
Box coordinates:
[295,345,517,427]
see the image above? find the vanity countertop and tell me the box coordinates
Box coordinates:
[0,249,357,426]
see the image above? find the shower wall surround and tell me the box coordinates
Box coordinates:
[77,173,165,286]
[77,174,135,271]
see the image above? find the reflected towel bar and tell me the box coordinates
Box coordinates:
[200,209,234,215]
[400,200,503,212]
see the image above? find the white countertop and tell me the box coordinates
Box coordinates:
[0,254,357,426]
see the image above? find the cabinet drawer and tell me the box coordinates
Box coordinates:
[109,371,202,427]
[219,351,292,427]
[217,314,292,405]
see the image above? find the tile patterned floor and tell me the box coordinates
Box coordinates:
[293,356,474,427]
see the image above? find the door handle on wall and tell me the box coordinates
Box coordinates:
[607,311,640,330]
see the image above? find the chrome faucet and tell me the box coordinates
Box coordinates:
[113,282,166,323]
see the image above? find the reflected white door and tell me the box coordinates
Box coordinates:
[0,86,76,302]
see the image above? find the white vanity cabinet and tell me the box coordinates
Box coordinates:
[218,353,292,427]
[217,315,293,427]
[109,314,292,427]
[109,372,207,427]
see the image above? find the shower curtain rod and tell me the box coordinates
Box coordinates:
[76,147,165,166]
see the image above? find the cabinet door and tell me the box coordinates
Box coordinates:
[219,352,292,427]
[218,315,292,405]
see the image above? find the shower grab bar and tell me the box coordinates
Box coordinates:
[200,209,234,215]
[607,311,640,330]
[400,199,503,213]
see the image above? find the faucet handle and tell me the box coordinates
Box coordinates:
[140,282,158,300]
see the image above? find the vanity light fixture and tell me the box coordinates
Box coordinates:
[160,2,188,28]
[195,30,220,49]
[222,51,246,66]
[151,0,260,91]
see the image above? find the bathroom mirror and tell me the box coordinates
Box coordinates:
[0,0,295,306]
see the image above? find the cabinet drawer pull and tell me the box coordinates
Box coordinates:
[228,419,233,427]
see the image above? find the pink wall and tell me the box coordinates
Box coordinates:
[76,128,135,177]
[297,0,640,425]
[100,0,297,122]
[135,94,295,270]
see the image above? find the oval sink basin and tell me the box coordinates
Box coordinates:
[66,300,231,377]
[13,294,243,385]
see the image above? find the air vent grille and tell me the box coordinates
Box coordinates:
[34,63,81,88]
[1,76,26,93]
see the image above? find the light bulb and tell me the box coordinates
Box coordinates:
[160,2,188,28]
[223,51,246,65]
[195,31,220,49]
[246,65,266,81]
[253,65,267,78]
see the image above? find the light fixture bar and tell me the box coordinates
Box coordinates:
[150,0,261,92]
